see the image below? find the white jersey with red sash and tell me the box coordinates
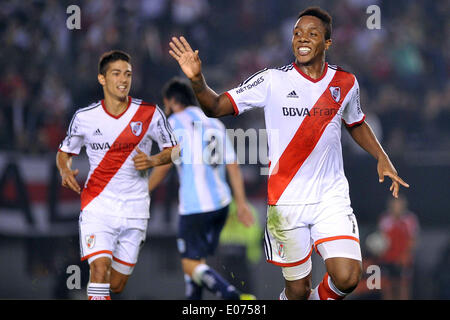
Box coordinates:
[225,62,365,206]
[59,97,177,218]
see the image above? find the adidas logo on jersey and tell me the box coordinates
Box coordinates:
[93,128,102,136]
[286,90,299,98]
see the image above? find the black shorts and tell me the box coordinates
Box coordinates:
[177,205,229,260]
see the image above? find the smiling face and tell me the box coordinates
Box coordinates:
[97,60,132,101]
[292,15,332,65]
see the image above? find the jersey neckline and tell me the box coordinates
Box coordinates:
[292,62,328,83]
[101,96,132,119]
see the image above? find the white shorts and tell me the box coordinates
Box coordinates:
[264,197,362,281]
[79,210,148,275]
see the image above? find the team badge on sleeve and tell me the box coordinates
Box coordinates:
[329,86,341,103]
[130,121,143,136]
[86,234,96,249]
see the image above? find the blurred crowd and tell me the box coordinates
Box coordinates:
[0,0,448,155]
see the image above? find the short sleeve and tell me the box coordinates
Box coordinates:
[342,77,365,127]
[59,112,85,155]
[225,68,271,116]
[148,106,178,150]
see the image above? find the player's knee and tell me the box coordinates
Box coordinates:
[331,264,362,293]
[110,280,125,294]
[286,281,311,300]
[90,262,111,282]
[181,258,203,278]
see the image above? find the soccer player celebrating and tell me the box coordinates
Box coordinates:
[168,7,409,300]
[56,50,178,300]
[148,78,256,300]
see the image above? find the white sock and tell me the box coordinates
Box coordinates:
[308,287,320,300]
[279,288,288,300]
[87,282,110,300]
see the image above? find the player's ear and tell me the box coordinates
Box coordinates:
[98,73,106,86]
[325,38,332,51]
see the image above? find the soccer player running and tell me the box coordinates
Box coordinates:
[56,50,178,300]
[168,7,409,300]
[148,78,256,300]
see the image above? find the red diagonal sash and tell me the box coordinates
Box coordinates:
[81,103,155,210]
[267,71,355,205]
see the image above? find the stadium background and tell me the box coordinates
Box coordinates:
[0,0,448,299]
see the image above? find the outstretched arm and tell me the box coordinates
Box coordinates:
[345,121,409,198]
[226,162,255,227]
[169,36,234,117]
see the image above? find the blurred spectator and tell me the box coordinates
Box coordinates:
[0,0,448,157]
[378,195,420,300]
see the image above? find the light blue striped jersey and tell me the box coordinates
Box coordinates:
[168,106,236,215]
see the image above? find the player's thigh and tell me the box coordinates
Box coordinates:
[177,212,210,260]
[310,199,362,261]
[79,210,119,265]
[206,205,229,255]
[265,205,313,281]
[111,218,148,276]
[311,203,362,288]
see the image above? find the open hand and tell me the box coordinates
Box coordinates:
[60,168,81,194]
[236,202,255,228]
[377,155,409,198]
[169,36,202,80]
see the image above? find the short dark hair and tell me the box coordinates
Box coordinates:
[298,7,332,40]
[162,77,197,107]
[98,50,131,75]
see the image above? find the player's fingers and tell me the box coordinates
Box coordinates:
[169,50,180,61]
[135,163,147,170]
[392,181,399,198]
[247,215,255,227]
[135,146,144,154]
[169,41,183,56]
[180,36,193,52]
[72,168,79,176]
[194,50,201,62]
[386,172,409,188]
[172,37,186,53]
[66,177,80,194]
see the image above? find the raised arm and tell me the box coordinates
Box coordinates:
[345,121,409,198]
[56,150,81,194]
[169,36,234,118]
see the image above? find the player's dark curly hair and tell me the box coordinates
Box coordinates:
[162,77,197,107]
[298,7,332,40]
[98,50,131,75]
